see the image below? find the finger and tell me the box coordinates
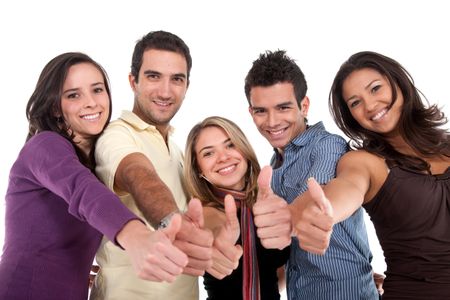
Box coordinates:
[224,194,239,237]
[213,238,243,267]
[161,213,182,242]
[173,239,213,261]
[211,245,242,272]
[257,165,273,199]
[258,236,291,250]
[307,177,333,216]
[256,223,292,241]
[186,198,205,227]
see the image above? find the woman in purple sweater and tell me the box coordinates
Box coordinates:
[0,52,188,300]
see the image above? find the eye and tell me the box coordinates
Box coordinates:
[202,151,213,158]
[67,92,79,99]
[252,108,265,114]
[371,84,381,93]
[226,142,235,149]
[146,73,159,80]
[278,105,290,111]
[348,99,360,109]
[172,76,185,83]
[93,87,104,93]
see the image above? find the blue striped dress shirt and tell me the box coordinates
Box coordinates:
[271,122,379,300]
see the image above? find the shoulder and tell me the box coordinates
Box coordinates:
[24,131,74,156]
[337,150,385,174]
[310,131,348,157]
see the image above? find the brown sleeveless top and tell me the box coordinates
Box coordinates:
[363,164,450,299]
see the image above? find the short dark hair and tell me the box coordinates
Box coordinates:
[131,30,192,84]
[244,50,307,108]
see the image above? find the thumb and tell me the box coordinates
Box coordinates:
[186,197,205,227]
[307,177,333,216]
[257,165,273,199]
[224,194,239,236]
[161,213,182,242]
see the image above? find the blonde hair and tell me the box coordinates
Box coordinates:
[184,116,261,209]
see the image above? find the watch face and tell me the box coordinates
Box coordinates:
[157,211,178,229]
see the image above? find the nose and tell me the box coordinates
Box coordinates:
[267,111,278,127]
[84,92,98,108]
[364,96,377,113]
[157,79,172,100]
[217,149,231,162]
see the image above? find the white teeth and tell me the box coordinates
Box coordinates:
[155,101,170,106]
[371,109,387,121]
[218,165,235,174]
[268,129,284,136]
[81,113,100,120]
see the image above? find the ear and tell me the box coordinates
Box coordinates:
[300,96,310,116]
[128,73,137,91]
[248,106,253,116]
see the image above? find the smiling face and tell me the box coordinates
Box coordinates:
[249,82,309,151]
[129,49,188,137]
[60,62,110,149]
[342,68,404,137]
[195,126,248,191]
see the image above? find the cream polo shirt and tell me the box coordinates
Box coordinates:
[90,110,198,300]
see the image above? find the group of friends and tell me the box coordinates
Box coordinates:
[0,30,449,300]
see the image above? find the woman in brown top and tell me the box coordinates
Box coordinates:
[289,51,450,299]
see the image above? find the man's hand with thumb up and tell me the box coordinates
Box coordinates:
[252,166,292,250]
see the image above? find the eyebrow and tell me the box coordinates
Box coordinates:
[143,69,186,79]
[62,82,104,94]
[251,100,294,110]
[198,138,231,153]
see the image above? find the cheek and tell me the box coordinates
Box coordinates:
[196,158,209,174]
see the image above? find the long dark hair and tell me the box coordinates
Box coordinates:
[26,52,112,170]
[329,51,449,172]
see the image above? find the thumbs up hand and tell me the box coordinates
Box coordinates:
[174,198,214,276]
[117,218,188,283]
[291,177,334,255]
[207,194,243,279]
[252,166,292,250]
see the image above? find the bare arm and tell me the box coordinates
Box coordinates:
[289,151,373,254]
[321,151,372,223]
[115,152,178,227]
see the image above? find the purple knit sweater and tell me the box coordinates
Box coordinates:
[0,131,137,300]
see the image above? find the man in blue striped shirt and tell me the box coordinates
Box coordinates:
[244,50,380,299]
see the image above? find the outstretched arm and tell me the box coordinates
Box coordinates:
[115,153,213,276]
[289,151,372,254]
[115,153,178,227]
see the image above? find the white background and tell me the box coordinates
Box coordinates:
[1,1,449,299]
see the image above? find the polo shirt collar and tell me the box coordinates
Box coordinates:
[119,110,175,134]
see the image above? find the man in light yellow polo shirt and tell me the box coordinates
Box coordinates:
[90,30,214,300]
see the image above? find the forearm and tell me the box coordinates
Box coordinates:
[116,153,179,227]
[322,178,365,223]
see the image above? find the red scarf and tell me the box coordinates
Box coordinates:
[211,186,261,300]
